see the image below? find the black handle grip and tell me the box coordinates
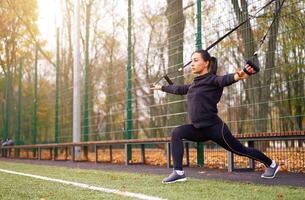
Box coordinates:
[246,60,260,72]
[164,75,173,85]
[243,60,260,75]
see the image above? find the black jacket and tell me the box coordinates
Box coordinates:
[162,72,237,128]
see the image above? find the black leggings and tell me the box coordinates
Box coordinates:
[171,122,272,170]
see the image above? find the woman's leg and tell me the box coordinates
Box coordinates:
[170,124,208,170]
[207,122,272,167]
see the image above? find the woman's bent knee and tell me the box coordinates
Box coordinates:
[171,126,185,140]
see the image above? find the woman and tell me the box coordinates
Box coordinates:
[152,49,279,184]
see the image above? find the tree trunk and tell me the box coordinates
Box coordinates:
[259,0,283,132]
[231,0,261,132]
[166,0,186,127]
[231,0,282,132]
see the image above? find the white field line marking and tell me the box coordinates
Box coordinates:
[0,168,167,200]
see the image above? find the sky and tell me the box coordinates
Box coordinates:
[36,0,189,52]
[36,0,247,64]
[37,0,61,51]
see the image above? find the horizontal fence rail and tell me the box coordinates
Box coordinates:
[1,130,304,173]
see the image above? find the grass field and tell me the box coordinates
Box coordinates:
[0,160,304,200]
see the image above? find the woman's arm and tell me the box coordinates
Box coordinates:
[214,65,252,87]
[151,83,190,95]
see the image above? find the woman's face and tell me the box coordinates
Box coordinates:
[191,52,209,75]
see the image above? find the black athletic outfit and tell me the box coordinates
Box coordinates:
[162,72,272,170]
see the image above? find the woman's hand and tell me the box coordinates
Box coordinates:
[151,83,163,90]
[234,64,254,81]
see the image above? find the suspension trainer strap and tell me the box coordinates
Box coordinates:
[254,0,286,55]
[155,0,276,85]
[244,0,285,75]
[206,0,276,52]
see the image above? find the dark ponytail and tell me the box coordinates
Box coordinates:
[209,56,218,75]
[192,49,218,75]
